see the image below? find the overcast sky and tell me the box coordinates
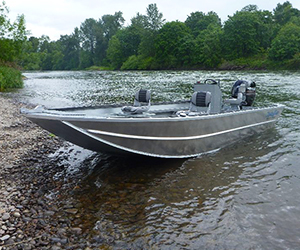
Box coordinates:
[6,0,300,41]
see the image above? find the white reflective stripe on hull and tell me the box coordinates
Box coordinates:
[86,119,276,141]
[61,120,201,158]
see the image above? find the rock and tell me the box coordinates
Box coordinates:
[50,237,68,244]
[8,227,16,232]
[5,165,14,170]
[52,246,62,250]
[0,234,10,241]
[65,208,78,215]
[0,97,100,249]
[2,213,10,221]
[71,227,82,235]
[44,210,55,216]
[13,211,21,218]
[23,209,30,214]
[51,237,62,243]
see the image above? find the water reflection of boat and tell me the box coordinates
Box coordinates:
[21,79,284,158]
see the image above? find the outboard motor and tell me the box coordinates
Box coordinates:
[245,82,256,106]
[231,80,256,106]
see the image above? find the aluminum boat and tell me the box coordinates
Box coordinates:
[21,79,284,158]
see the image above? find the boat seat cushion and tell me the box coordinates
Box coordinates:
[135,89,151,103]
[122,89,151,114]
[186,91,212,115]
[191,91,211,107]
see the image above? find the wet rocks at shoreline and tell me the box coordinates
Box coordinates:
[0,96,97,249]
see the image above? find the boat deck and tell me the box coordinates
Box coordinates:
[49,102,192,118]
[39,101,273,120]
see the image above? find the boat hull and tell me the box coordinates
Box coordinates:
[25,104,284,158]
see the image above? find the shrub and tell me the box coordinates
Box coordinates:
[0,66,23,91]
[121,55,140,70]
[285,53,300,69]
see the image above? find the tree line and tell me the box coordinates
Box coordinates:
[0,1,25,90]
[2,1,300,73]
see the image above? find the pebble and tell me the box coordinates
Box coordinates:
[51,246,62,250]
[0,97,98,249]
[45,210,55,216]
[13,211,21,218]
[65,208,78,215]
[2,213,10,221]
[0,234,10,241]
[71,227,82,235]
[5,165,14,170]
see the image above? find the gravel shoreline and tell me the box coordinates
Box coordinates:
[0,95,96,249]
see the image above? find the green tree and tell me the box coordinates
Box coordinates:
[59,28,81,70]
[155,21,190,68]
[139,4,165,59]
[107,4,164,69]
[79,13,124,68]
[27,36,40,52]
[273,1,300,26]
[255,10,275,50]
[194,24,223,68]
[0,1,27,63]
[0,1,25,90]
[101,12,125,40]
[21,37,42,70]
[269,22,300,61]
[80,18,99,67]
[185,11,221,37]
[176,34,196,67]
[144,3,165,31]
[106,26,142,69]
[106,35,124,69]
[222,5,270,60]
[97,12,125,65]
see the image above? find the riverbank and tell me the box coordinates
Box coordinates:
[0,95,95,249]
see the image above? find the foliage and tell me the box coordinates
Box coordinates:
[268,23,300,61]
[155,21,191,69]
[106,35,124,69]
[194,24,223,68]
[0,1,27,63]
[273,1,300,26]
[0,66,23,91]
[0,1,26,91]
[185,11,221,37]
[144,3,165,31]
[121,55,141,70]
[219,54,270,70]
[3,1,300,72]
[59,29,81,70]
[285,53,300,69]
[222,6,270,60]
[85,65,113,71]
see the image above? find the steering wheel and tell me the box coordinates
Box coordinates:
[204,79,218,84]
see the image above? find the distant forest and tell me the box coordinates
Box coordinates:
[2,1,300,71]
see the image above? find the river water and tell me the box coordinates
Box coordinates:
[10,71,300,249]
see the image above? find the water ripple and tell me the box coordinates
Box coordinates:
[9,70,300,249]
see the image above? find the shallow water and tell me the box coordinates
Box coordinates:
[11,70,300,248]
